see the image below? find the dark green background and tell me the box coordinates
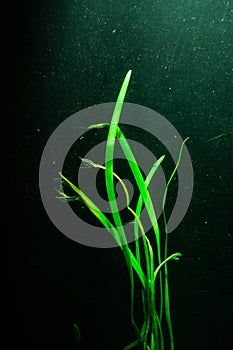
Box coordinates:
[6,1,233,349]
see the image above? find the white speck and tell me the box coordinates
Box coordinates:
[37,128,40,132]
[204,221,207,224]
[80,136,84,140]
[112,29,116,33]
[52,161,56,165]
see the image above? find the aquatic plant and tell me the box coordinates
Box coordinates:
[59,70,188,350]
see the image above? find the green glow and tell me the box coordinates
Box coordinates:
[59,71,188,350]
[73,323,81,347]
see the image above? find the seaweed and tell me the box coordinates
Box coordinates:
[59,71,188,350]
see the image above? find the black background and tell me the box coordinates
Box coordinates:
[5,1,233,349]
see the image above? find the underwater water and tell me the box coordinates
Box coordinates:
[6,0,233,349]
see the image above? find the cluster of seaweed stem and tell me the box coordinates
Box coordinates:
[59,70,188,350]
